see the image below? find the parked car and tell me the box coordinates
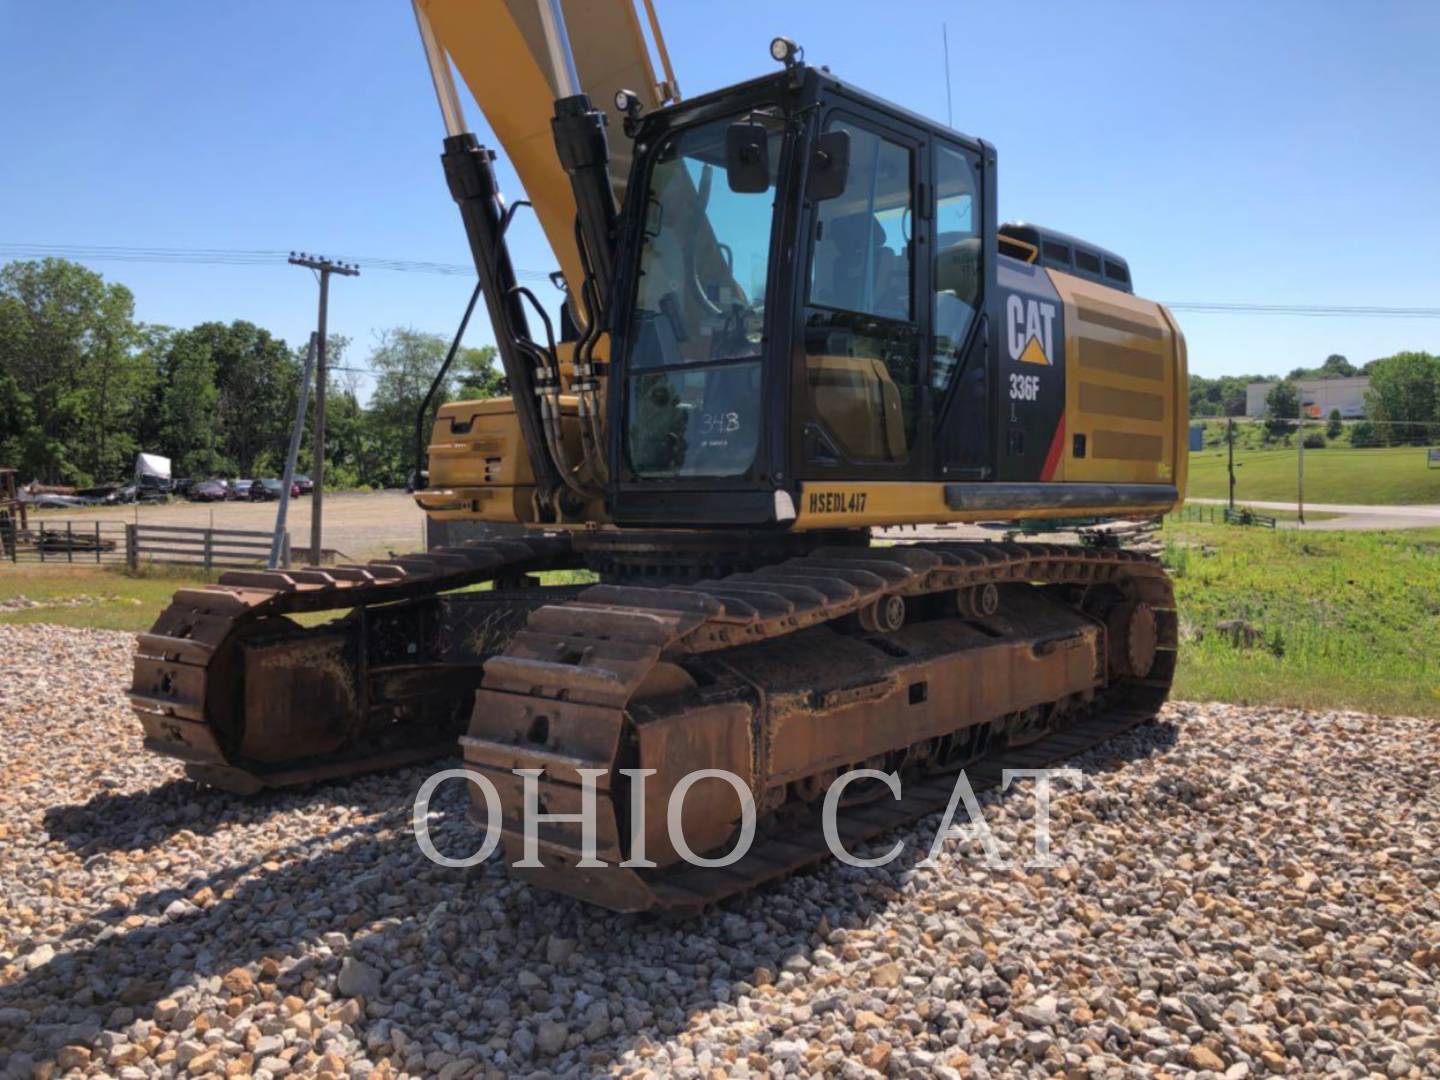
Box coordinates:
[24,493,99,510]
[189,480,228,502]
[292,475,313,495]
[171,478,194,497]
[104,484,138,505]
[259,478,298,500]
[224,479,255,501]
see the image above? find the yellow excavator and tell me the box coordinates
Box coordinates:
[131,0,1186,912]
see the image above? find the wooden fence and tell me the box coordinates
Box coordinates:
[1168,504,1277,528]
[1,520,131,565]
[127,524,288,570]
[0,521,290,570]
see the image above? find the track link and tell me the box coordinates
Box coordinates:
[129,535,580,792]
[464,542,1177,912]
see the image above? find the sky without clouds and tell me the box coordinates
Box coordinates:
[2,0,1437,402]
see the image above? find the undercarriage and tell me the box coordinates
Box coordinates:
[130,532,1175,912]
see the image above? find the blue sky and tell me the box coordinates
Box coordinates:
[3,1,1437,401]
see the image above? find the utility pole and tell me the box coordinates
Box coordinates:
[1297,395,1306,526]
[1227,417,1236,513]
[289,252,359,563]
[270,333,319,569]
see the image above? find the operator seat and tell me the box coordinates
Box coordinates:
[815,213,883,313]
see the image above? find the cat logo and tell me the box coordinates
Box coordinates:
[1006,294,1056,366]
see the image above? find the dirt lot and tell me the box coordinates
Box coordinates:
[30,491,428,563]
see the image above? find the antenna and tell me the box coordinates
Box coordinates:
[942,22,954,128]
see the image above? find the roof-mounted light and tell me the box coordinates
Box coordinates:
[770,36,801,67]
[613,88,643,137]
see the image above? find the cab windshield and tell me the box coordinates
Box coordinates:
[623,110,784,479]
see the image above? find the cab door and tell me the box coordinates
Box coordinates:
[930,138,991,480]
[794,106,931,481]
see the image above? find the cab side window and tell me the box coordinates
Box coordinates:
[809,122,912,321]
[932,144,982,401]
[803,118,920,465]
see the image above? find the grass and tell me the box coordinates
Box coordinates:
[1187,444,1440,505]
[1162,520,1440,716]
[0,563,219,632]
[0,563,600,634]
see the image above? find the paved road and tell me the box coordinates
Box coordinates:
[1188,497,1440,530]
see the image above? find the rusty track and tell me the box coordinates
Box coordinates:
[131,535,1176,914]
[129,535,580,793]
[463,542,1177,912]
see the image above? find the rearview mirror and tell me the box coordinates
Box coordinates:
[806,129,850,201]
[725,121,771,193]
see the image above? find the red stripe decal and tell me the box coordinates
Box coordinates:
[1040,412,1066,481]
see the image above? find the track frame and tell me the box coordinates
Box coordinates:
[462,542,1176,911]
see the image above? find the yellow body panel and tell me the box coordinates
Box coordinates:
[1160,303,1189,507]
[420,0,669,297]
[1048,269,1187,488]
[792,481,1178,531]
[418,396,586,523]
[807,354,905,462]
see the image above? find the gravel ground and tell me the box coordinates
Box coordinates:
[1,622,1437,1079]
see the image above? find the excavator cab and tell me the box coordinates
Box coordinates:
[416,8,1183,533]
[607,64,997,527]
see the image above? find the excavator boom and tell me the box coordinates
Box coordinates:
[415,0,675,297]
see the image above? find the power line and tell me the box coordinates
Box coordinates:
[1168,302,1440,319]
[0,243,553,284]
[4,242,1440,319]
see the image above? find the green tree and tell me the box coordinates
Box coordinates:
[314,352,367,490]
[1326,408,1343,440]
[1320,353,1356,377]
[152,319,300,475]
[154,328,226,477]
[0,258,148,484]
[1363,351,1439,445]
[455,344,503,399]
[218,322,300,475]
[363,328,452,487]
[1284,354,1357,382]
[1189,373,1262,419]
[0,366,36,472]
[1264,380,1298,439]
[131,324,174,455]
[1188,374,1222,418]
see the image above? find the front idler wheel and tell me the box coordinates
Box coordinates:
[956,582,999,619]
[858,593,907,634]
[1107,600,1158,677]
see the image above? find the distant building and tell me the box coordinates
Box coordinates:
[1245,376,1369,419]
